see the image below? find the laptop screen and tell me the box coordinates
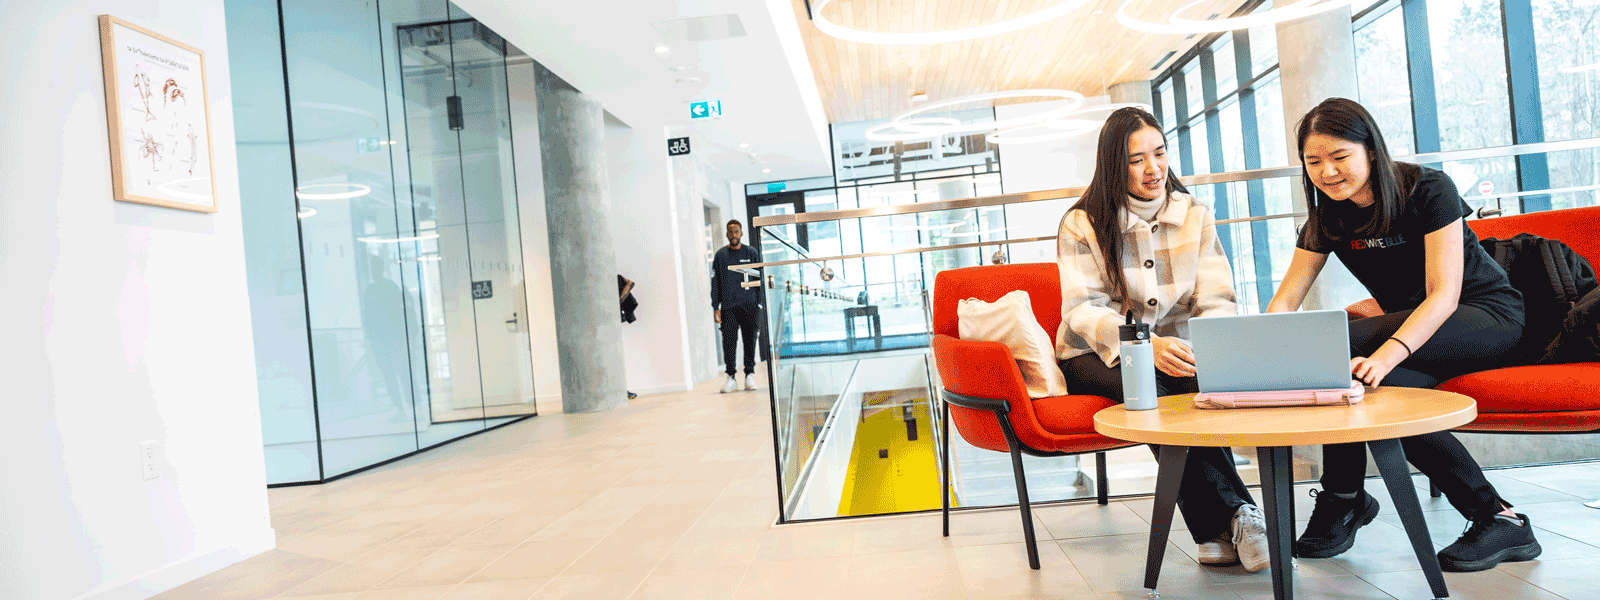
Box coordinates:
[1188,310,1352,393]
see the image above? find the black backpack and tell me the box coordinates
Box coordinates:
[1479,233,1598,363]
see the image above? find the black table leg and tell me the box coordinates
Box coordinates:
[1256,446,1295,600]
[1144,444,1189,595]
[1369,438,1450,599]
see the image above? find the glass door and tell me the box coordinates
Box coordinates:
[397,16,534,425]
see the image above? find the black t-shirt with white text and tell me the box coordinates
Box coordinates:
[712,244,763,309]
[1296,164,1523,323]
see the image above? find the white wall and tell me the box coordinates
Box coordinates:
[673,154,739,383]
[0,2,274,599]
[606,121,699,394]
[995,97,1109,264]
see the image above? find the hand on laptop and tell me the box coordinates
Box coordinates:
[1351,355,1395,387]
[1153,336,1197,378]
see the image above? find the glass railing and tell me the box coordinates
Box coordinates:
[750,232,948,522]
[743,137,1600,523]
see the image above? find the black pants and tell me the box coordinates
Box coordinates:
[721,303,760,376]
[1062,354,1257,543]
[1319,304,1519,520]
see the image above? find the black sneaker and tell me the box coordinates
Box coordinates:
[1437,513,1542,572]
[1294,489,1380,558]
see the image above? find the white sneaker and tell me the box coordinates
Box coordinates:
[743,374,759,391]
[1197,532,1238,565]
[720,376,738,394]
[1232,503,1270,573]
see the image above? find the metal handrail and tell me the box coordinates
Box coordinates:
[750,137,1600,228]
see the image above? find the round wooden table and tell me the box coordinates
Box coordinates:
[1093,387,1476,600]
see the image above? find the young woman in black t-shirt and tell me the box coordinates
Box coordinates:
[1266,98,1541,572]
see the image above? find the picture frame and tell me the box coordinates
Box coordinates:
[98,14,218,213]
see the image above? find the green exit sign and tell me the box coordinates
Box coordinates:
[689,100,723,120]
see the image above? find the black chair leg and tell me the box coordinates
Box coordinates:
[999,419,1041,570]
[941,399,951,538]
[1430,479,1441,498]
[1096,451,1109,505]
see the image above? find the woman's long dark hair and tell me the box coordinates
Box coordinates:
[1072,107,1188,304]
[1295,97,1417,241]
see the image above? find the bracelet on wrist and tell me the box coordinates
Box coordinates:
[1388,337,1413,357]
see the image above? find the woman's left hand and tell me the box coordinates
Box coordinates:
[1350,355,1395,387]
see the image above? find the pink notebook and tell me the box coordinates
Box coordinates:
[1194,380,1365,409]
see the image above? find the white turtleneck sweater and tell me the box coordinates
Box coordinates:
[1127,192,1166,223]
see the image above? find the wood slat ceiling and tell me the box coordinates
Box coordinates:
[792,0,1250,124]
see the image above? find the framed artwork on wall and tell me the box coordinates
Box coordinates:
[98,14,218,213]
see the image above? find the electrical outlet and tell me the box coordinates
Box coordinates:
[140,440,159,481]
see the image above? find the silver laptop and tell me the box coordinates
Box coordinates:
[1189,309,1352,393]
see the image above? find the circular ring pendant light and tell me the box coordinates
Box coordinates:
[295,182,372,201]
[863,91,1086,142]
[863,117,962,142]
[892,89,1086,134]
[986,102,1152,144]
[870,90,1094,144]
[1116,0,1360,35]
[812,0,1091,45]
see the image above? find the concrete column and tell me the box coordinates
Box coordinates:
[1276,9,1369,311]
[534,64,628,413]
[1109,80,1154,108]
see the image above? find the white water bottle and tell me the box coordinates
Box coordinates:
[1119,311,1160,411]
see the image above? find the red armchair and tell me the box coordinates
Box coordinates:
[931,263,1139,570]
[1343,206,1600,495]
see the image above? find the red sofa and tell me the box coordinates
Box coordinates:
[1347,205,1600,433]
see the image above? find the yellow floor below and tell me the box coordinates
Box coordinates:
[838,401,945,516]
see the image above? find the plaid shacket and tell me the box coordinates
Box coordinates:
[1054,191,1239,367]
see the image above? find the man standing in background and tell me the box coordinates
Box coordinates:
[712,219,761,393]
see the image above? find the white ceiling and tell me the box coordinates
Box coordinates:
[449,0,834,185]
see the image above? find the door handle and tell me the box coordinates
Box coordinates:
[505,312,519,331]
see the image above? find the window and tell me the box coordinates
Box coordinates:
[1534,0,1600,143]
[1354,4,1417,155]
[1429,0,1519,209]
[1183,63,1205,119]
[1188,117,1212,175]
[1219,100,1247,173]
[1430,0,1514,151]
[1159,79,1177,133]
[1247,21,1278,78]
[1255,77,1289,167]
[1533,0,1600,210]
[1213,38,1238,95]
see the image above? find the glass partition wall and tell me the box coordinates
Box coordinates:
[752,139,1600,523]
[232,0,536,485]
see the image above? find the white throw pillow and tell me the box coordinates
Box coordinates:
[957,290,1071,399]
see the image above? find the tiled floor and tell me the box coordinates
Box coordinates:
[156,375,1600,600]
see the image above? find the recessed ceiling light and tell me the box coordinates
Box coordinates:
[739,142,750,148]
[654,44,670,54]
[899,53,910,58]
[1001,45,1012,50]
[669,65,689,71]
[762,168,771,174]
[910,92,929,102]
[675,77,701,84]
[1093,9,1103,14]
